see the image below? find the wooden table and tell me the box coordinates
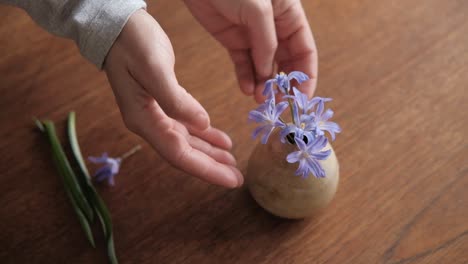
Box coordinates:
[1,1,467,263]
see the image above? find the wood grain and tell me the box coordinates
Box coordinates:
[1,0,467,263]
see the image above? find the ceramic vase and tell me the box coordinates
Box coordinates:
[246,130,339,219]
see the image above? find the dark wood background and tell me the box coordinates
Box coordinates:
[1,0,467,263]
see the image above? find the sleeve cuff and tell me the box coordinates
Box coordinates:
[79,0,147,69]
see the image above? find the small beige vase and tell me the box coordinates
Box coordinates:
[246,130,339,219]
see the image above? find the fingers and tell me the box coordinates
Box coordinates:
[172,143,243,188]
[140,113,243,188]
[188,135,237,166]
[144,72,210,131]
[187,125,233,150]
[229,49,256,95]
[242,1,278,102]
[172,122,235,165]
[274,0,318,97]
[198,0,277,100]
[148,120,243,188]
[254,78,269,104]
[242,1,278,79]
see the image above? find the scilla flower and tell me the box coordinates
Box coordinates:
[284,87,317,114]
[313,106,341,141]
[312,97,332,116]
[279,101,316,143]
[248,96,288,144]
[88,145,141,186]
[286,136,331,178]
[88,153,121,186]
[263,71,310,95]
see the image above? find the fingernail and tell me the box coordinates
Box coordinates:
[246,86,254,95]
[241,81,254,95]
[226,153,237,166]
[223,134,233,150]
[258,62,274,81]
[229,166,244,187]
[194,111,210,130]
[224,172,239,188]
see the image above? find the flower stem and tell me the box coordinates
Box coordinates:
[120,145,142,160]
[286,87,295,123]
[287,98,295,121]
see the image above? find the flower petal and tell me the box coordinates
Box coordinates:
[308,136,328,152]
[311,97,332,116]
[88,153,108,164]
[108,158,121,174]
[294,136,307,150]
[321,109,334,121]
[94,166,112,181]
[295,159,309,177]
[306,156,326,178]
[260,126,275,144]
[286,151,302,163]
[248,111,267,123]
[273,101,289,120]
[288,71,310,83]
[319,121,341,141]
[262,79,275,96]
[252,125,266,139]
[312,149,331,160]
[300,114,315,129]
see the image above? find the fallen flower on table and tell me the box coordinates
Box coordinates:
[88,145,142,186]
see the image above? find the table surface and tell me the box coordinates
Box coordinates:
[1,1,467,263]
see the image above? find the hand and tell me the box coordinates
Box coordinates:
[104,10,243,188]
[184,0,318,103]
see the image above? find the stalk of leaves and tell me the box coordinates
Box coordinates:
[67,112,117,264]
[35,113,118,264]
[35,120,96,247]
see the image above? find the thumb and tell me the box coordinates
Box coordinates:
[125,16,210,131]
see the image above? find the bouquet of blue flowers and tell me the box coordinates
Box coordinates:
[248,71,341,178]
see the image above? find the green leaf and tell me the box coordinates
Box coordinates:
[38,120,95,247]
[63,186,96,248]
[42,121,94,223]
[67,113,118,264]
[67,112,91,180]
[107,234,118,264]
[34,118,45,132]
[50,147,95,247]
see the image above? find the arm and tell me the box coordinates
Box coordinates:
[2,0,146,67]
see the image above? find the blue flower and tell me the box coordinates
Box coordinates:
[311,97,332,116]
[88,153,121,186]
[263,71,310,95]
[248,96,288,144]
[286,136,331,178]
[288,93,340,141]
[314,105,341,141]
[284,87,319,114]
[279,101,316,143]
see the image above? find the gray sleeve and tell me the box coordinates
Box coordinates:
[2,0,147,68]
